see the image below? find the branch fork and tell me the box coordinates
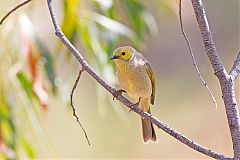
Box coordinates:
[46,0,229,159]
[191,0,240,158]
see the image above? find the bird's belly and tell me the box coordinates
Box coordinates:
[116,66,151,99]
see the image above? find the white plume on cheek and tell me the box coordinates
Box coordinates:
[128,51,134,61]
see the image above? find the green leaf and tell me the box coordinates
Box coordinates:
[36,38,56,93]
[122,0,145,39]
[16,72,34,99]
[20,137,35,159]
[0,94,8,121]
[89,11,137,39]
[121,0,157,42]
[62,0,79,42]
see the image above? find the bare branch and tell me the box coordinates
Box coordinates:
[0,0,33,25]
[70,69,90,146]
[47,0,229,159]
[190,0,225,76]
[191,0,240,158]
[230,52,240,81]
[179,0,217,109]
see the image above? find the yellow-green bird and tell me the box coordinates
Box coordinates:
[111,46,157,143]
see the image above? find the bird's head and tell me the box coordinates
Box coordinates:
[111,46,135,62]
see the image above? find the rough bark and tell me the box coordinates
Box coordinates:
[191,0,240,159]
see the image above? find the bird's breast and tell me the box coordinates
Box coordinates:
[115,60,151,99]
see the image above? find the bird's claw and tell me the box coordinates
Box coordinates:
[113,89,126,100]
[129,97,141,113]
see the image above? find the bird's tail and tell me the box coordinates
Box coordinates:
[139,98,157,143]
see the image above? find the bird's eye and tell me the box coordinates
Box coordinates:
[122,52,126,55]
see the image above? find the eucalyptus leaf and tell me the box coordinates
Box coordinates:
[35,38,56,93]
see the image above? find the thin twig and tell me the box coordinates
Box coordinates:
[0,0,33,25]
[47,0,228,159]
[230,51,240,81]
[70,69,90,146]
[179,0,217,109]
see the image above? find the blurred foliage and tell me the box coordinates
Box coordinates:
[59,0,158,117]
[0,0,176,159]
[0,13,56,159]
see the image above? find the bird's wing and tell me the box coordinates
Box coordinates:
[144,61,156,105]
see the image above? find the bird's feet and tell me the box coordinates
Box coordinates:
[129,97,141,113]
[113,89,126,100]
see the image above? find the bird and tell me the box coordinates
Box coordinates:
[111,46,157,143]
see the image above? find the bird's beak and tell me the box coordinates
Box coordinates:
[111,55,119,60]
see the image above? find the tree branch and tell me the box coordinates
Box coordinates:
[191,0,240,159]
[47,0,228,159]
[190,0,226,76]
[179,0,217,109]
[0,0,33,25]
[70,68,90,146]
[230,52,240,81]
